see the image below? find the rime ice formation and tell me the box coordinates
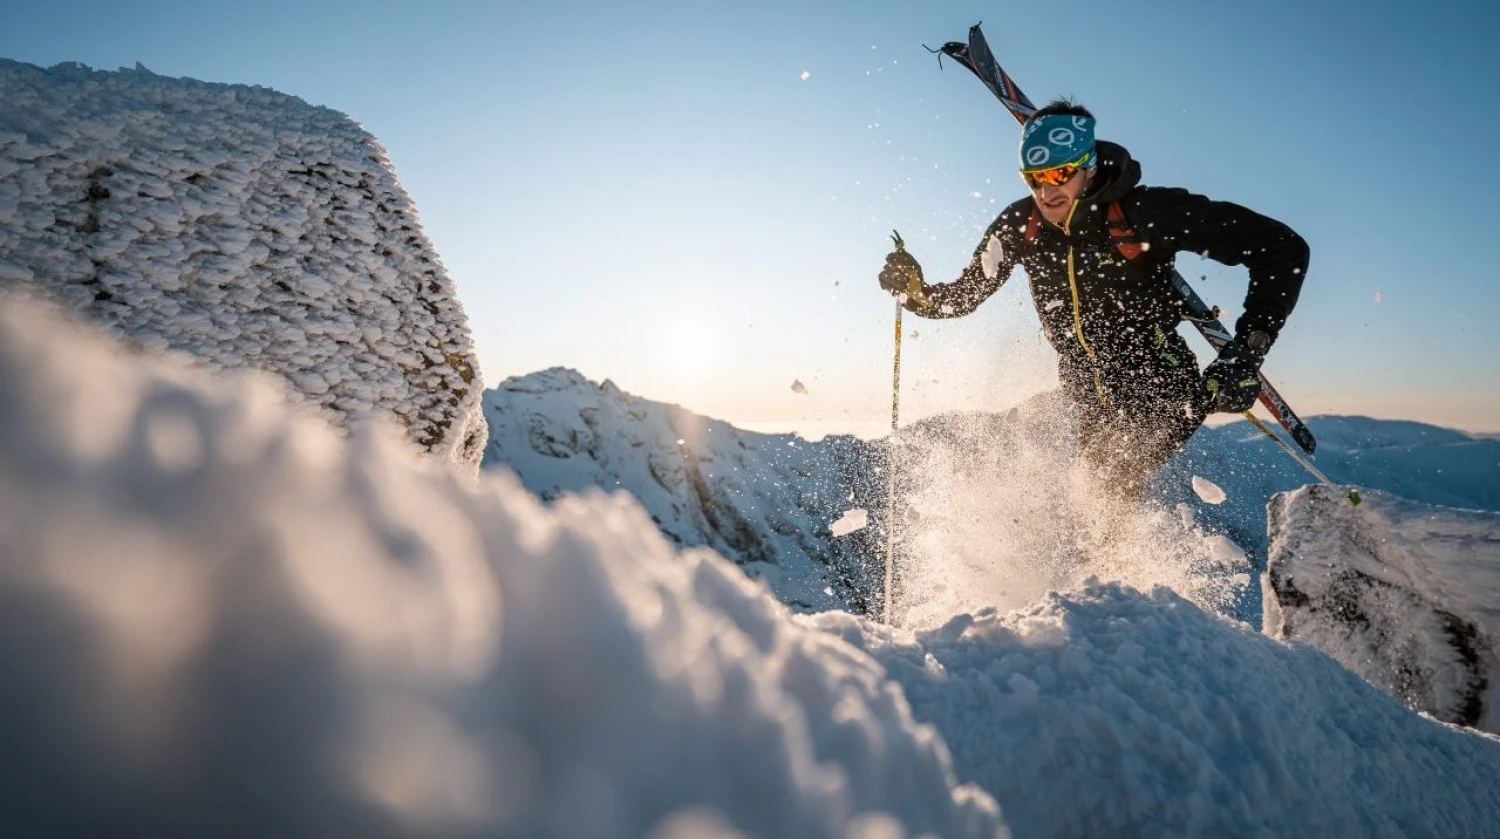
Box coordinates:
[0,59,485,469]
[1266,485,1500,733]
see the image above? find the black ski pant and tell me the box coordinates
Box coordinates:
[1071,367,1205,502]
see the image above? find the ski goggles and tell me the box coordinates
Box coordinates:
[1020,149,1093,189]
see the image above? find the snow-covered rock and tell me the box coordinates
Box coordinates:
[1264,484,1500,733]
[481,367,873,613]
[0,59,485,470]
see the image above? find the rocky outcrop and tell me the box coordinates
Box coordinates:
[1265,484,1500,732]
[0,60,485,470]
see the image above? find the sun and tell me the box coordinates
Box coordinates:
[660,319,718,378]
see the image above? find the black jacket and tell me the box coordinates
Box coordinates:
[907,141,1309,414]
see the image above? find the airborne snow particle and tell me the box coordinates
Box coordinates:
[800,70,811,81]
[1192,476,1228,505]
[790,379,808,395]
[1374,291,1383,303]
[830,508,868,537]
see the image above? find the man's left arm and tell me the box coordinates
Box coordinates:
[1128,186,1310,349]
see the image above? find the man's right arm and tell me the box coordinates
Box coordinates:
[895,212,1021,319]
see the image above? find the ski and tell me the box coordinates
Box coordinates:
[933,25,1317,455]
[1168,276,1316,454]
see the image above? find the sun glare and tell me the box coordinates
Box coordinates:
[661,319,718,378]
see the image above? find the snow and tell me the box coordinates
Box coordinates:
[871,404,1253,627]
[479,374,1499,634]
[831,508,869,537]
[815,581,1500,837]
[4,51,1500,839]
[1192,474,1227,504]
[1266,484,1500,732]
[6,295,1500,836]
[1174,414,1500,529]
[478,374,1500,749]
[0,59,485,470]
[0,295,1000,838]
[481,368,867,612]
[1161,413,1500,628]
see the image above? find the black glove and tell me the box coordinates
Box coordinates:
[1201,334,1269,414]
[878,250,925,300]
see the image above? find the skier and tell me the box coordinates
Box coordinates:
[879,99,1309,501]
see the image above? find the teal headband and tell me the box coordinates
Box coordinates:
[1019,114,1097,171]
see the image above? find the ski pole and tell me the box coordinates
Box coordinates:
[1242,412,1362,505]
[886,229,905,625]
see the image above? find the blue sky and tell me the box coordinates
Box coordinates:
[5,0,1499,435]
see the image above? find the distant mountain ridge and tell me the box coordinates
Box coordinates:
[481,367,872,612]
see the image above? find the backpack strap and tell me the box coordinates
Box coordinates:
[1024,202,1145,261]
[1106,201,1146,261]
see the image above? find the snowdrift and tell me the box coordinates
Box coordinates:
[1266,485,1500,733]
[0,60,485,469]
[0,295,1000,838]
[5,296,1500,837]
[817,582,1500,837]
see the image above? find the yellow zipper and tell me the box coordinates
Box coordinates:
[1058,202,1107,403]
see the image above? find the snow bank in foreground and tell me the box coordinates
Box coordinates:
[1265,484,1500,733]
[814,583,1500,837]
[0,295,1000,837]
[5,296,1500,839]
[0,59,485,469]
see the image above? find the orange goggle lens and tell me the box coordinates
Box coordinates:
[1020,151,1092,189]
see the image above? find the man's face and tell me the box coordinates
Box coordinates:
[1027,164,1094,226]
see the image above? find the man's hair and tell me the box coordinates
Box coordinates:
[1028,98,1093,122]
